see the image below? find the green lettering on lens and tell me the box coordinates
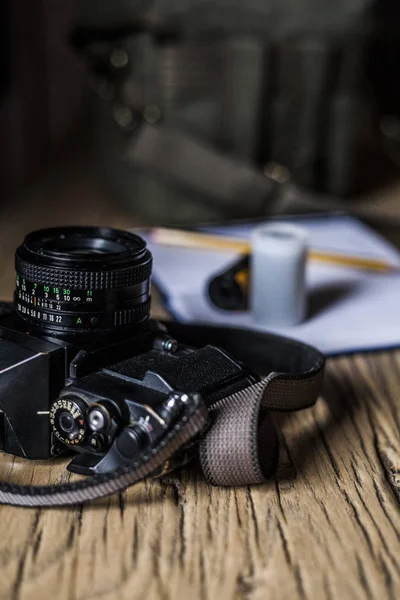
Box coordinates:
[34,283,37,288]
[44,286,50,292]
[87,290,93,297]
[63,289,70,295]
[76,317,82,324]
[53,287,59,294]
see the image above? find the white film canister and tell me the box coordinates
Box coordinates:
[250,222,308,327]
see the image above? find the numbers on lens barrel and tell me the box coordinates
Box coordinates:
[15,276,101,329]
[16,302,64,325]
[16,279,95,304]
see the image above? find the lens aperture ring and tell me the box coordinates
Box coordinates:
[16,293,151,330]
[15,255,152,290]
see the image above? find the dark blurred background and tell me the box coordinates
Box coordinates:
[1,0,400,226]
[0,1,86,198]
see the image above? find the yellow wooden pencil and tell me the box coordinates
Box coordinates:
[148,227,397,274]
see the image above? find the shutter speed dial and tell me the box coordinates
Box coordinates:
[50,397,87,446]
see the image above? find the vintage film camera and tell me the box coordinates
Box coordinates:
[0,227,258,476]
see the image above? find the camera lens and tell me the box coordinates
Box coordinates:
[14,227,152,336]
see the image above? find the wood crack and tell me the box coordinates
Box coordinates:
[246,487,260,552]
[343,490,375,556]
[374,439,400,504]
[373,481,400,541]
[352,473,400,576]
[356,555,373,600]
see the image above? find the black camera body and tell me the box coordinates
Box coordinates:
[0,227,257,476]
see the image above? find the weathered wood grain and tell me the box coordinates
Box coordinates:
[0,155,400,600]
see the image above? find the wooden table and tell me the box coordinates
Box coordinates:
[1,157,400,600]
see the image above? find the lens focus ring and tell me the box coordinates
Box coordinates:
[15,255,152,290]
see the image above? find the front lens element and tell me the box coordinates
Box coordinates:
[14,227,152,336]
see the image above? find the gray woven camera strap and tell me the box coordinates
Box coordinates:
[166,323,325,486]
[0,326,324,507]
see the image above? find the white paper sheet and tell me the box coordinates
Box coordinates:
[143,216,400,355]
